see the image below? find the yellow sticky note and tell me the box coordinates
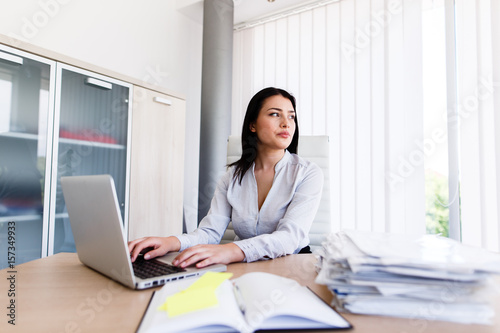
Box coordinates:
[158,271,233,317]
[161,286,218,317]
[185,271,233,292]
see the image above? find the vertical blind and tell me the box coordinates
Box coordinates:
[455,0,500,251]
[232,0,426,236]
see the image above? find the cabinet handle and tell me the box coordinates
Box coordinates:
[85,77,112,90]
[153,96,172,106]
[0,51,23,65]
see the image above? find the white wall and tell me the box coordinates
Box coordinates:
[0,0,203,232]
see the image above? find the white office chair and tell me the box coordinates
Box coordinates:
[220,135,331,252]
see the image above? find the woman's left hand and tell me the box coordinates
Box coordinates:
[173,243,245,268]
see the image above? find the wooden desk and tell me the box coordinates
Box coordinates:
[1,253,498,333]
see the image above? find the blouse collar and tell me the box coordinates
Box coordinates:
[274,149,291,172]
[250,149,291,174]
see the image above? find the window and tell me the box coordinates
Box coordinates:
[422,0,450,237]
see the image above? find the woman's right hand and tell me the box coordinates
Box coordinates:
[128,236,181,262]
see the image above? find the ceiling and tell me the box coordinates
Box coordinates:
[233,0,317,24]
[176,0,325,26]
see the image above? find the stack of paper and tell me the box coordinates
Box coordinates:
[315,230,500,324]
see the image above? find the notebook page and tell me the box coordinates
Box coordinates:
[233,272,351,331]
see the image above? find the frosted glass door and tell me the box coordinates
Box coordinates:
[51,65,132,254]
[0,46,55,269]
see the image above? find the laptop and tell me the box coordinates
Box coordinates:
[61,174,227,290]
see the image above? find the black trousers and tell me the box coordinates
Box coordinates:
[298,245,311,254]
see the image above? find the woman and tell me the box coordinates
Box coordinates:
[128,87,323,268]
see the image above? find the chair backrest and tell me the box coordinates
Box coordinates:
[220,135,331,252]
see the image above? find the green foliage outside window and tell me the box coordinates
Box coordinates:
[425,170,449,237]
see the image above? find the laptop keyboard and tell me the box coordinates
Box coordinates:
[132,255,186,279]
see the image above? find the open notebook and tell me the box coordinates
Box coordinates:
[137,271,352,332]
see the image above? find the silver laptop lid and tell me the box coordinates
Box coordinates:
[61,175,136,288]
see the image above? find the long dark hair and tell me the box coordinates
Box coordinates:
[230,87,299,184]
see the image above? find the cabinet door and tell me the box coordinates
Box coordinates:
[128,86,185,241]
[50,64,132,255]
[0,45,55,268]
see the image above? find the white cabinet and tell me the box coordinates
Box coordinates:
[0,41,185,268]
[128,86,185,240]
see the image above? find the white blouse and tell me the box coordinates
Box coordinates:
[176,150,324,262]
